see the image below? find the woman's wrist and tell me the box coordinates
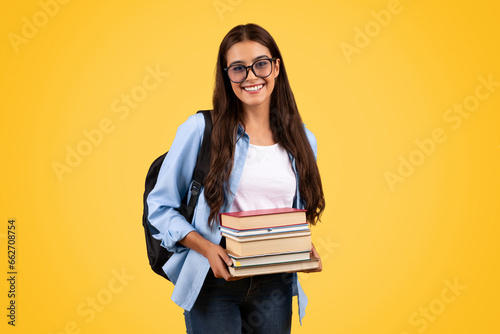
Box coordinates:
[178,230,215,258]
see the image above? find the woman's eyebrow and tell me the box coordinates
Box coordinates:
[229,55,269,66]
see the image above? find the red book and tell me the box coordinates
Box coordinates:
[220,208,307,230]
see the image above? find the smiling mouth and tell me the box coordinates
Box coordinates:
[242,84,264,92]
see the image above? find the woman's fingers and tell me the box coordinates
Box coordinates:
[302,243,322,273]
[311,243,321,260]
[207,246,242,281]
[212,258,231,280]
[221,249,233,267]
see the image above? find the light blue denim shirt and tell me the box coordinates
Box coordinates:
[147,112,318,324]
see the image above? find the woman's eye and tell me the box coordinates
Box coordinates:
[255,61,268,68]
[231,65,245,72]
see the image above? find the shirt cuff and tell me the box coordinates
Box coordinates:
[160,216,197,253]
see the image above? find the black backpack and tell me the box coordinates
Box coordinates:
[142,110,212,281]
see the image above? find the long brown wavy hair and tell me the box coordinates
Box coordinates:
[204,23,325,227]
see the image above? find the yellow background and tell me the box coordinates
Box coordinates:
[1,0,499,333]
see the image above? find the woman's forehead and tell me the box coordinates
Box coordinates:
[226,40,271,64]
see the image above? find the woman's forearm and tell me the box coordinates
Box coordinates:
[178,230,214,258]
[178,231,236,280]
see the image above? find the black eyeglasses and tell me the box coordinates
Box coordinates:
[224,57,278,83]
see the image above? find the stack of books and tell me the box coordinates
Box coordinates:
[219,208,320,277]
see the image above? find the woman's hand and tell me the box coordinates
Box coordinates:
[302,243,322,273]
[204,243,242,281]
[178,231,242,281]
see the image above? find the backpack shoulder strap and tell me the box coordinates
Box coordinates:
[179,110,212,222]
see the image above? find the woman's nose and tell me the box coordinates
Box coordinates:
[246,67,258,80]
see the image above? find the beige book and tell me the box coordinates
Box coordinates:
[228,259,320,277]
[224,232,311,257]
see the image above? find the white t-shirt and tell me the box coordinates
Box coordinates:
[229,143,296,212]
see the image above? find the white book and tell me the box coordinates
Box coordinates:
[220,224,309,237]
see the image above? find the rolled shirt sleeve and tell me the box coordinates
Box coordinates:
[304,126,317,159]
[146,114,204,253]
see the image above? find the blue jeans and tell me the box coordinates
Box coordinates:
[184,269,294,334]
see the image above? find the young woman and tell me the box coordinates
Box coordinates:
[147,23,325,334]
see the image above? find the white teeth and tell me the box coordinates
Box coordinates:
[243,84,263,92]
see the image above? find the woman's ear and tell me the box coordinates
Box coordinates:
[274,58,280,79]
